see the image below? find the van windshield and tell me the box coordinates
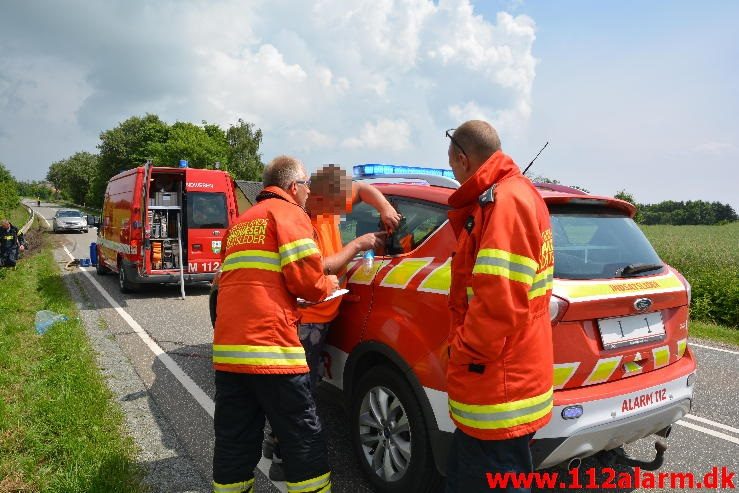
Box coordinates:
[550,205,663,280]
[188,192,228,229]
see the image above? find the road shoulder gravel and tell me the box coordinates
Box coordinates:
[54,246,210,493]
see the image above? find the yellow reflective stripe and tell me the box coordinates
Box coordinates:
[379,258,432,289]
[279,238,320,267]
[212,344,307,366]
[652,346,670,368]
[583,356,622,386]
[473,249,537,285]
[623,361,643,375]
[418,258,451,294]
[477,248,538,270]
[528,266,554,299]
[677,338,687,359]
[555,272,683,301]
[222,249,281,273]
[449,388,553,430]
[553,362,579,390]
[466,286,474,301]
[213,478,254,493]
[348,260,389,285]
[287,471,330,492]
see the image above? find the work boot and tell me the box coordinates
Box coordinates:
[268,447,285,481]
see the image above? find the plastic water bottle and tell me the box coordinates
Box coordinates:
[362,249,375,273]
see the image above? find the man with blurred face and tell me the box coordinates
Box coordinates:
[264,163,401,480]
[0,219,20,268]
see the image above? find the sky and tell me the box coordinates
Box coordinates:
[0,0,737,209]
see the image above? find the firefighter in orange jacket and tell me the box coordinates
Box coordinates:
[444,122,554,492]
[212,155,339,493]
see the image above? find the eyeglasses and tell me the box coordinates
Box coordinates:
[295,179,311,188]
[445,128,468,158]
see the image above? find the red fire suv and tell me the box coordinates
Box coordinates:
[210,166,695,492]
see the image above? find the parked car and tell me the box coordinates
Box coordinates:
[52,209,88,233]
[210,169,695,493]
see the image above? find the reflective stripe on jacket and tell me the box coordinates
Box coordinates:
[447,150,555,440]
[213,186,334,375]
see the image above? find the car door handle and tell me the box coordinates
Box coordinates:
[344,294,362,303]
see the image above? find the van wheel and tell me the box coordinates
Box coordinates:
[118,264,139,293]
[351,366,442,493]
[96,260,111,275]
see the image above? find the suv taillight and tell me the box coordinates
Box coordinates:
[549,295,568,326]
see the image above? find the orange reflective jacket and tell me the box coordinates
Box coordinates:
[447,151,554,440]
[213,186,334,375]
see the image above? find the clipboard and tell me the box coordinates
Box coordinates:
[297,288,349,306]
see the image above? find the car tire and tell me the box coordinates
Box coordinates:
[351,366,443,493]
[83,228,88,233]
[118,264,140,293]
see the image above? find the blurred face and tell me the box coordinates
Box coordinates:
[1,220,9,229]
[448,143,469,183]
[306,165,352,216]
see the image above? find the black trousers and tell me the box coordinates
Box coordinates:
[445,428,534,493]
[213,370,330,492]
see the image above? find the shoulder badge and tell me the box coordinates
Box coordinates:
[478,184,497,206]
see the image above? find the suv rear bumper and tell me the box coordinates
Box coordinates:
[122,260,215,284]
[423,349,696,472]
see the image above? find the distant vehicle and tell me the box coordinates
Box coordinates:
[96,163,244,293]
[53,209,88,234]
[211,165,695,493]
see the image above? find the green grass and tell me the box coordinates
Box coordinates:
[690,320,739,347]
[0,224,147,493]
[641,222,738,329]
[6,203,32,229]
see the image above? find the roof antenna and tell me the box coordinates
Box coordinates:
[522,141,549,176]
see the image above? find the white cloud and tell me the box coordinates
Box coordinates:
[342,119,412,151]
[691,141,737,156]
[0,0,538,178]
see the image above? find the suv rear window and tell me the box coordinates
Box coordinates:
[550,205,662,280]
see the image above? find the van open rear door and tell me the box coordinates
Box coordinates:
[185,190,228,275]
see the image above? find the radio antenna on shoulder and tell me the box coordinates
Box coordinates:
[522,141,549,176]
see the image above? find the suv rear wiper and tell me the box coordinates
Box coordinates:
[615,263,664,277]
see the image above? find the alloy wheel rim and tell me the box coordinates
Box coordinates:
[358,385,412,482]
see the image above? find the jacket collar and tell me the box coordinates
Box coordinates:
[448,150,521,209]
[256,185,300,206]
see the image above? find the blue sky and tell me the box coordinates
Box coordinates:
[1,0,736,209]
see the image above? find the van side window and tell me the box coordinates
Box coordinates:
[188,192,228,229]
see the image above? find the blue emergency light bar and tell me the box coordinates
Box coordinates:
[354,164,455,178]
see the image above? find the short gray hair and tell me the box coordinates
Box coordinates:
[262,155,304,190]
[452,120,502,165]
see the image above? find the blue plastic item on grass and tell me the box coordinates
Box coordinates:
[90,242,98,266]
[79,258,91,267]
[35,310,68,335]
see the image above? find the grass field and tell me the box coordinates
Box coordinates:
[6,203,32,229]
[641,221,738,330]
[0,214,146,493]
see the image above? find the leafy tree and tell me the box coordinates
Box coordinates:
[0,161,20,218]
[16,181,54,200]
[148,121,229,169]
[91,114,170,206]
[226,119,264,180]
[46,152,98,205]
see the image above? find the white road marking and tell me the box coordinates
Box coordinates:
[61,245,286,491]
[675,420,739,445]
[691,343,739,355]
[62,246,215,417]
[683,414,739,435]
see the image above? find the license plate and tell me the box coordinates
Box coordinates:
[598,312,665,349]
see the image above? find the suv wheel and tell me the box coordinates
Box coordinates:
[118,264,139,293]
[351,366,442,493]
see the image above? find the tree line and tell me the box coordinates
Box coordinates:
[43,114,264,208]
[0,162,20,218]
[615,191,737,225]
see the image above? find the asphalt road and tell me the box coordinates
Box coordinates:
[31,202,738,492]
